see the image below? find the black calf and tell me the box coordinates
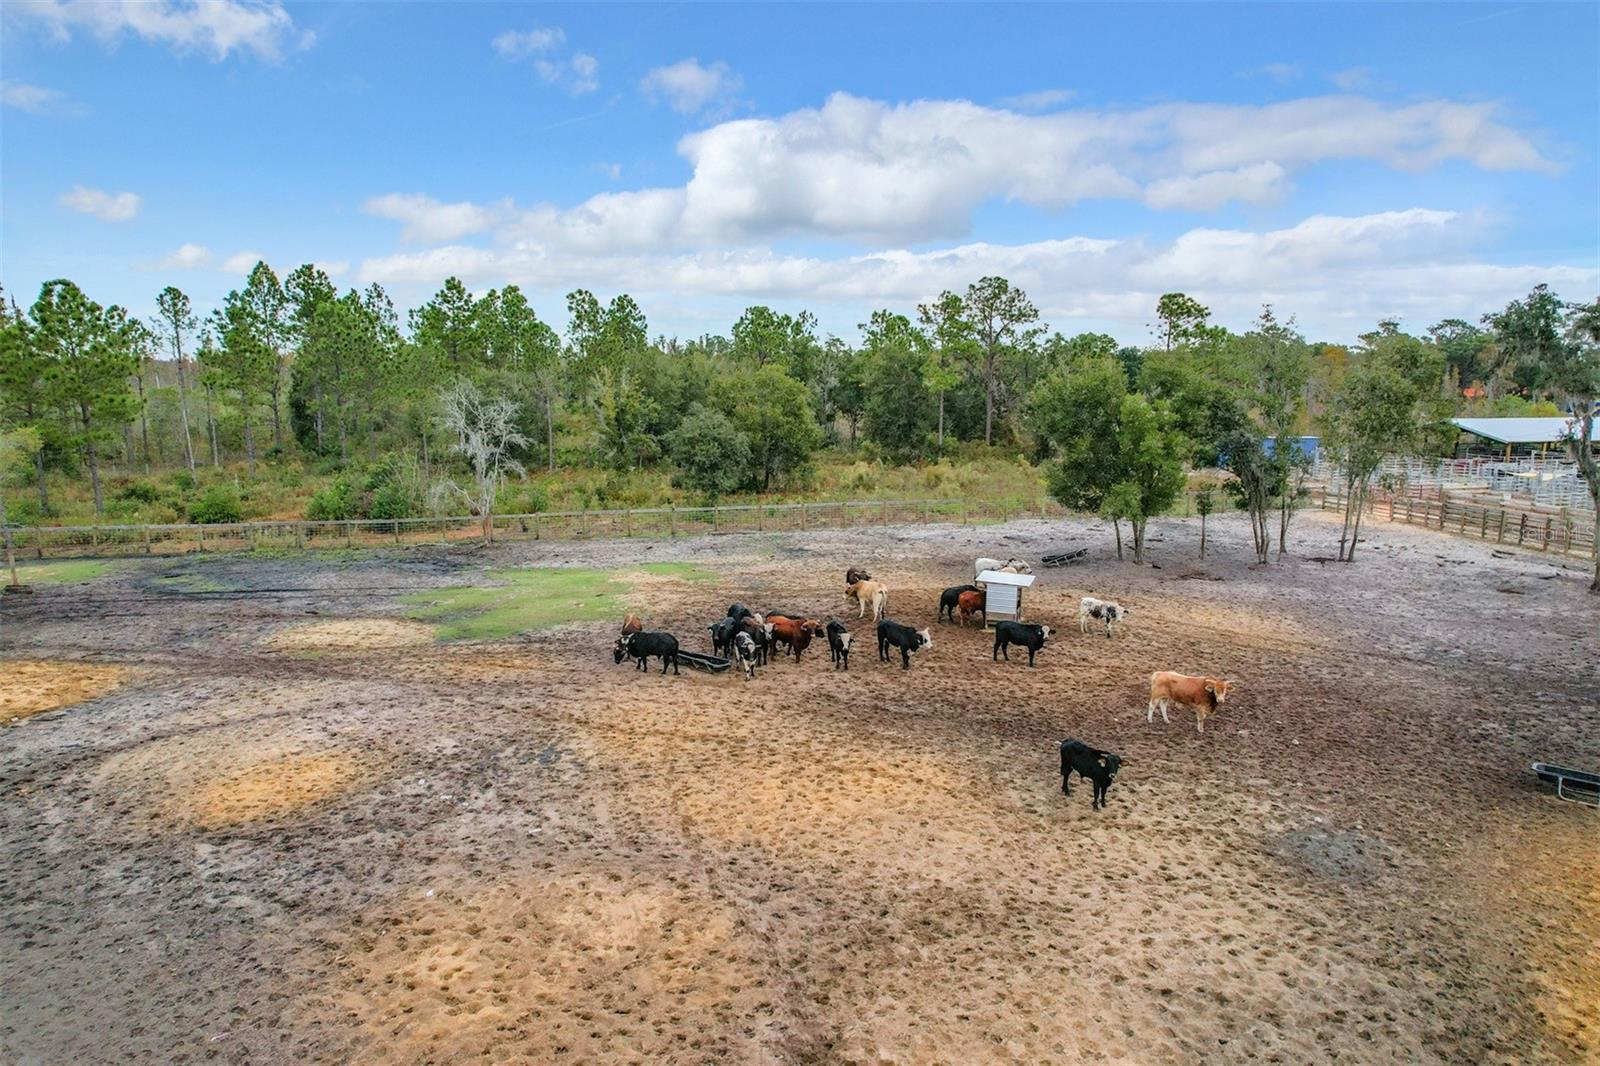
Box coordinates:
[876,619,931,670]
[1059,739,1122,810]
[993,621,1051,666]
[938,584,981,623]
[618,631,679,674]
[826,620,852,670]
[709,617,739,657]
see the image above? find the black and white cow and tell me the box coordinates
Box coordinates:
[614,631,680,674]
[733,631,758,680]
[876,619,932,670]
[736,616,774,666]
[826,620,852,670]
[992,621,1052,666]
[1078,596,1128,638]
[1059,739,1123,810]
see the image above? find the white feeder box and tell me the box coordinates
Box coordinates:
[976,570,1036,626]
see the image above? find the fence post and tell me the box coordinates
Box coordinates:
[626,509,633,538]
[142,526,152,555]
[198,526,206,552]
[345,521,353,548]
[923,500,930,524]
[801,503,808,530]
[1497,511,1506,543]
[1543,517,1552,551]
[670,506,676,537]
[393,520,400,544]
[297,522,306,549]
[713,506,719,533]
[1479,509,1488,539]
[1518,513,1527,544]
[961,500,968,525]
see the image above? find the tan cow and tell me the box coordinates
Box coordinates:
[1148,672,1235,733]
[845,579,889,621]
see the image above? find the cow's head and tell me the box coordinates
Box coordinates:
[837,631,852,650]
[762,621,775,640]
[915,629,933,651]
[804,620,826,637]
[1100,752,1122,780]
[612,637,629,664]
[1039,625,1052,640]
[1205,678,1233,703]
[734,631,755,656]
[1112,605,1129,621]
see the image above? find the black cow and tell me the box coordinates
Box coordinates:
[826,620,852,670]
[709,617,740,657]
[846,567,872,585]
[876,619,932,670]
[737,616,773,666]
[1059,739,1122,810]
[938,584,981,623]
[614,631,679,674]
[727,603,754,624]
[993,621,1053,666]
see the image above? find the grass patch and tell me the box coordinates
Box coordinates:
[402,563,712,642]
[11,559,115,584]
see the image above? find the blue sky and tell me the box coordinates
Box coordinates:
[3,1,1596,345]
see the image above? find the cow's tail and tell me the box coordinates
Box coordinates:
[873,588,888,618]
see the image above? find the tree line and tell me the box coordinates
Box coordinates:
[1,266,1595,583]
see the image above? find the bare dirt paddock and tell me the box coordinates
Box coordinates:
[2,510,1597,1064]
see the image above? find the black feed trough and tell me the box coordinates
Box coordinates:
[1042,548,1089,567]
[1532,762,1600,807]
[678,650,732,674]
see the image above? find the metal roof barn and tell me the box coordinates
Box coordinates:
[976,570,1036,625]
[1449,417,1579,445]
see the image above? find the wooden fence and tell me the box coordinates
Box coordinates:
[1313,485,1597,560]
[3,495,1073,561]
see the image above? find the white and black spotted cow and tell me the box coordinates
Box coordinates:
[1078,596,1128,638]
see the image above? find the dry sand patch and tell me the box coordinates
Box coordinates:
[263,618,435,651]
[328,872,779,1064]
[0,659,133,725]
[182,751,369,829]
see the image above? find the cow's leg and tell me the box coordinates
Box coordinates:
[1161,700,1170,723]
[1062,771,1072,797]
[1028,647,1036,667]
[1146,699,1155,723]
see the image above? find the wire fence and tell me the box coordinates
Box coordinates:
[4,495,1079,561]
[1312,484,1597,560]
[1311,455,1594,512]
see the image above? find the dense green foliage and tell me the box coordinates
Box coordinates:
[2,267,1590,568]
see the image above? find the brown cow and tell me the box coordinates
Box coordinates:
[621,613,643,635]
[1148,672,1236,733]
[954,588,986,627]
[769,616,826,662]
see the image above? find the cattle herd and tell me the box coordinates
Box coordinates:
[609,557,1236,813]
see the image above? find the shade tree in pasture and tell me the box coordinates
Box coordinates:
[432,379,528,545]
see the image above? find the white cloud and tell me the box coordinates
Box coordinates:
[312,259,350,277]
[222,250,265,274]
[386,90,1553,251]
[536,52,599,95]
[596,162,623,180]
[59,184,141,221]
[491,25,564,58]
[362,192,509,243]
[998,89,1076,112]
[354,208,1598,343]
[1,79,80,115]
[641,58,742,114]
[1144,161,1289,210]
[1253,62,1301,83]
[153,242,213,269]
[11,0,311,61]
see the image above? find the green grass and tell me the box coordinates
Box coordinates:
[402,563,712,642]
[10,559,115,584]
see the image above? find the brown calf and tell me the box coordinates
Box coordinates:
[1147,672,1235,733]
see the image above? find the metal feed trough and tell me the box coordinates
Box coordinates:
[976,570,1036,626]
[1532,762,1600,808]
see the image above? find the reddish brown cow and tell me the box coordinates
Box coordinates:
[621,613,643,635]
[769,616,826,661]
[1148,672,1236,733]
[954,589,986,627]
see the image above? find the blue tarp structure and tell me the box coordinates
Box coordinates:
[1262,436,1320,461]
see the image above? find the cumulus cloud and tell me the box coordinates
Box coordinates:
[152,242,213,269]
[360,90,1556,255]
[59,184,141,221]
[11,0,311,61]
[536,52,599,95]
[998,88,1075,112]
[362,193,511,243]
[354,207,1597,341]
[222,250,265,274]
[1,79,81,115]
[491,25,564,58]
[641,58,742,114]
[1331,67,1375,91]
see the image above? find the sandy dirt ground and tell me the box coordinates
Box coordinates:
[2,509,1597,1064]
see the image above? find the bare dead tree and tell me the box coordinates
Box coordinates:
[431,380,528,545]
